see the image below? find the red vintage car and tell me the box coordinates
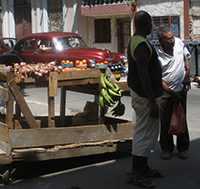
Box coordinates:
[0,37,18,55]
[0,32,127,78]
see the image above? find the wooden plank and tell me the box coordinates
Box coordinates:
[57,69,101,81]
[8,80,39,129]
[48,96,55,127]
[0,141,11,154]
[14,119,41,129]
[49,72,58,97]
[14,69,100,84]
[66,84,99,95]
[58,77,100,87]
[0,121,9,143]
[0,86,9,101]
[11,141,131,162]
[6,72,15,129]
[60,86,67,126]
[9,122,135,148]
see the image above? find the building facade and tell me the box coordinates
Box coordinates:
[0,0,86,40]
[0,0,199,56]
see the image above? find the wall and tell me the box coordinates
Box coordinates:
[190,0,200,40]
[88,15,132,53]
[82,3,133,53]
[136,0,185,40]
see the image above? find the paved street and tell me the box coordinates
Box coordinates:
[0,81,200,188]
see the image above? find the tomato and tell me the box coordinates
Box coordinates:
[103,60,109,64]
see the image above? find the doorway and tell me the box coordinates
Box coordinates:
[117,18,131,55]
[14,0,32,39]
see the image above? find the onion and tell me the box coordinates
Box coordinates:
[57,65,63,70]
[20,62,26,67]
[20,75,25,80]
[14,63,19,67]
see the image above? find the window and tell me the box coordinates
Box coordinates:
[21,38,35,50]
[37,38,53,51]
[149,16,180,41]
[95,19,111,43]
[48,0,63,32]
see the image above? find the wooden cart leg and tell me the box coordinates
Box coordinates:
[6,72,15,129]
[48,72,57,127]
[48,95,55,127]
[60,86,67,126]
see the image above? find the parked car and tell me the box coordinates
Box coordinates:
[0,32,127,78]
[0,37,18,55]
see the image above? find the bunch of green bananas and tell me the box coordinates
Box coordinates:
[111,100,126,117]
[99,74,125,117]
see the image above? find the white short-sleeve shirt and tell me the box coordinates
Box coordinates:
[157,37,191,98]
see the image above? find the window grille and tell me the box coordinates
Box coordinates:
[150,16,180,41]
[95,19,111,43]
[48,0,63,32]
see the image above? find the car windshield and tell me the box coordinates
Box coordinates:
[53,36,87,50]
[3,38,18,48]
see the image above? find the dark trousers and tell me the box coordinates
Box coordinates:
[159,90,190,153]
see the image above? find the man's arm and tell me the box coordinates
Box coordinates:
[183,60,191,91]
[162,80,181,103]
[134,42,159,119]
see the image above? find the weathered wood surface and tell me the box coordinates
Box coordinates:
[0,86,9,101]
[0,121,9,143]
[9,122,135,148]
[12,141,131,162]
[48,72,58,97]
[8,80,39,129]
[60,86,67,126]
[6,72,15,129]
[14,68,101,84]
[0,141,11,154]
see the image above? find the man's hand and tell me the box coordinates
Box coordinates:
[183,75,191,91]
[148,100,159,119]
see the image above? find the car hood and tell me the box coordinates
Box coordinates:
[61,47,123,62]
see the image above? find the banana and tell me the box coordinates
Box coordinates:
[104,99,114,107]
[111,82,120,92]
[105,90,115,103]
[99,96,104,108]
[100,74,107,88]
[108,88,121,97]
[103,75,116,90]
[101,88,112,104]
[101,88,115,107]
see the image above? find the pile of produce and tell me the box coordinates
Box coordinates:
[14,61,88,82]
[14,61,62,82]
[99,73,125,117]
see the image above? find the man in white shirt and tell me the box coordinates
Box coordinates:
[157,26,191,160]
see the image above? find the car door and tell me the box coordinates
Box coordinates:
[19,38,36,63]
[19,37,56,64]
[32,38,56,63]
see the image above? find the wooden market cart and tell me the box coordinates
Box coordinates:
[0,67,135,184]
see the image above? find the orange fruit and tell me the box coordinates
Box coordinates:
[75,60,80,65]
[104,60,109,64]
[82,59,87,64]
[66,60,70,63]
[61,60,65,63]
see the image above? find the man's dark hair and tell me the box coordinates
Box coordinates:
[157,26,171,40]
[134,10,151,29]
